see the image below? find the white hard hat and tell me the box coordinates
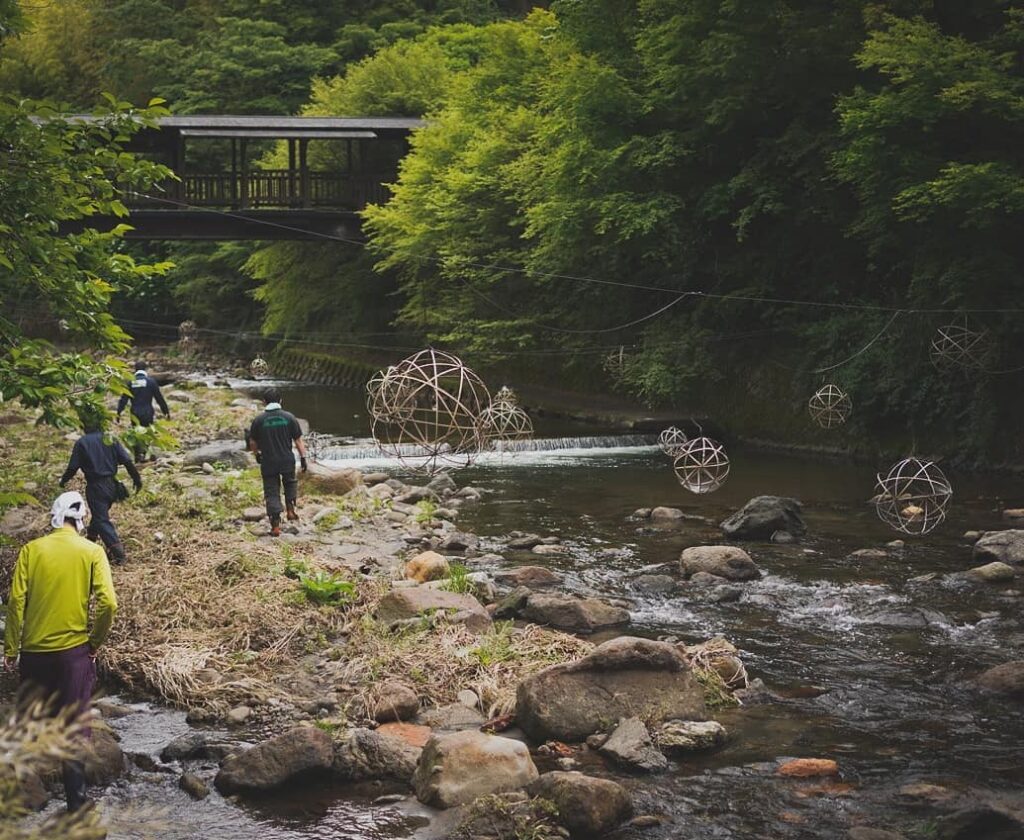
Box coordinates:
[51,491,88,531]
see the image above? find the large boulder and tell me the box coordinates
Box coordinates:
[0,505,42,539]
[183,439,253,468]
[302,462,363,496]
[371,681,420,723]
[214,726,333,794]
[680,546,761,581]
[720,496,806,540]
[332,728,421,783]
[412,731,538,809]
[965,562,1016,584]
[597,717,667,773]
[494,566,562,588]
[516,636,707,742]
[376,586,492,633]
[973,530,1024,566]
[520,594,630,634]
[528,771,633,838]
[975,661,1024,698]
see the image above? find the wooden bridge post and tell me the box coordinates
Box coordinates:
[239,138,249,209]
[288,139,297,207]
[299,139,310,209]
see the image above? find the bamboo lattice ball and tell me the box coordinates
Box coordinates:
[873,457,952,536]
[250,355,270,377]
[494,385,519,407]
[808,384,852,429]
[481,401,533,450]
[369,348,491,473]
[929,322,992,371]
[366,366,416,423]
[673,436,730,494]
[658,426,689,456]
[178,320,196,340]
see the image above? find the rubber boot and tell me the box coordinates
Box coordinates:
[286,503,298,522]
[270,515,281,537]
[107,542,127,565]
[63,759,89,812]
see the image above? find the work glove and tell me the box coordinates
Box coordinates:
[300,457,308,473]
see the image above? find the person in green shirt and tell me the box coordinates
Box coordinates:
[3,491,118,813]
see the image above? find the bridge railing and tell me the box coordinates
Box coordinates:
[124,171,391,211]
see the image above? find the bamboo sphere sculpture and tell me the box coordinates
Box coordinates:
[250,355,270,377]
[494,385,518,407]
[178,320,196,341]
[808,384,853,429]
[929,322,991,371]
[603,346,628,378]
[658,426,689,456]
[481,401,534,450]
[366,366,416,423]
[57,318,70,333]
[369,349,491,473]
[873,457,952,536]
[673,436,730,494]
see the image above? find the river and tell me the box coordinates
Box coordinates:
[90,382,1024,838]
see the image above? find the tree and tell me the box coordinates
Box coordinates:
[0,92,172,427]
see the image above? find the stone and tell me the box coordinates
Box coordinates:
[965,562,1016,583]
[680,546,761,581]
[404,550,450,583]
[963,531,982,542]
[438,532,478,552]
[412,731,539,809]
[849,548,889,560]
[372,681,420,723]
[0,505,42,539]
[427,473,458,494]
[598,717,667,773]
[650,507,685,522]
[936,808,1024,840]
[532,544,568,556]
[776,758,839,778]
[183,440,252,468]
[215,726,333,794]
[528,771,633,838]
[516,636,707,742]
[493,586,532,620]
[1003,509,1024,525]
[417,703,485,731]
[377,586,492,632]
[166,390,192,403]
[161,733,239,763]
[332,728,421,783]
[226,705,252,725]
[689,571,728,586]
[84,729,125,785]
[507,534,543,550]
[367,483,394,500]
[302,462,363,496]
[656,720,727,753]
[377,722,432,749]
[363,472,390,486]
[975,661,1024,697]
[849,830,908,840]
[456,690,479,710]
[521,593,630,634]
[973,530,1024,565]
[179,773,210,800]
[242,506,265,522]
[494,566,562,588]
[19,771,49,811]
[633,574,677,594]
[898,783,956,804]
[396,486,439,504]
[632,508,652,519]
[720,496,806,540]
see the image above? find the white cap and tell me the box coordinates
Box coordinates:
[51,491,88,531]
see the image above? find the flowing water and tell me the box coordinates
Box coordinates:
[96,383,1024,838]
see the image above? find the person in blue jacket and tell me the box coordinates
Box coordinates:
[116,362,170,461]
[59,418,142,565]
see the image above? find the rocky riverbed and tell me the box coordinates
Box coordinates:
[2,363,1024,839]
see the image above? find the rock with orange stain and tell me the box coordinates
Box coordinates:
[377,722,432,749]
[776,758,839,778]
[793,781,856,798]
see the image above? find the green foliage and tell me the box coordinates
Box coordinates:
[413,499,438,524]
[440,562,471,594]
[298,570,358,606]
[469,621,517,667]
[0,96,173,427]
[118,419,178,457]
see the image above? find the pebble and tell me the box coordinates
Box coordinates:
[179,772,210,800]
[201,462,215,475]
[456,689,479,710]
[776,758,839,777]
[226,705,252,725]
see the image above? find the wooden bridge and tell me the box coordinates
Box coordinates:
[68,115,423,240]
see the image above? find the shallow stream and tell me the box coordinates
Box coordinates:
[92,383,1024,838]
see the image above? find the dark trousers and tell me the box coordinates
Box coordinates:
[130,408,154,461]
[262,461,297,521]
[19,644,96,812]
[85,478,122,556]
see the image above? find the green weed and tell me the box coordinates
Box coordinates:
[440,562,471,594]
[299,571,357,606]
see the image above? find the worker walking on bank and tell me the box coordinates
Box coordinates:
[116,362,170,462]
[60,417,142,565]
[247,389,307,537]
[4,491,118,813]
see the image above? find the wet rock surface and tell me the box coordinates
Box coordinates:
[520,592,631,633]
[720,495,806,540]
[680,545,761,581]
[528,771,633,837]
[214,726,333,794]
[598,717,668,773]
[974,530,1024,565]
[332,728,421,782]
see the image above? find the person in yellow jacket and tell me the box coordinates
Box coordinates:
[3,491,118,813]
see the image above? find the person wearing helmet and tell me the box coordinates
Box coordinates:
[4,491,118,813]
[247,389,307,537]
[59,416,142,565]
[116,362,170,462]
